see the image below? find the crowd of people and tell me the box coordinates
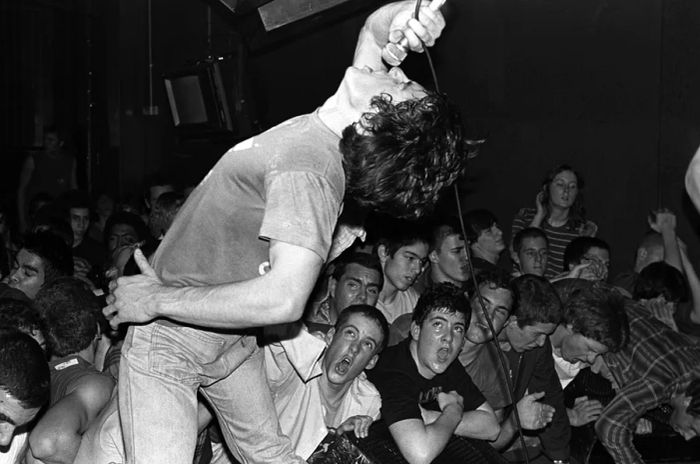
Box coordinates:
[2,2,700,464]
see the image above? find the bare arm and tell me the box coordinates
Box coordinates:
[16,155,34,233]
[649,210,682,273]
[686,144,700,212]
[453,401,500,441]
[389,405,462,464]
[27,375,114,464]
[678,243,700,325]
[105,240,323,329]
[352,0,446,71]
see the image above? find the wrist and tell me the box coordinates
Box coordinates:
[552,460,569,464]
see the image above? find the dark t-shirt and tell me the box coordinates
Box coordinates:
[367,338,485,427]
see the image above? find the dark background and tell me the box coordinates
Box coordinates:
[2,0,700,276]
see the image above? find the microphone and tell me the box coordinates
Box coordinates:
[381,0,447,66]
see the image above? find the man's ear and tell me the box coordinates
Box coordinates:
[429,249,440,264]
[325,328,336,346]
[328,276,338,299]
[377,244,389,265]
[365,354,379,370]
[410,321,421,341]
[510,250,520,265]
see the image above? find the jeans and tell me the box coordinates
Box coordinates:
[118,321,304,464]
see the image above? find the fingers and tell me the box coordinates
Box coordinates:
[527,391,545,401]
[133,249,157,278]
[574,396,588,405]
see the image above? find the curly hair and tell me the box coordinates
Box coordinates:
[340,92,468,220]
[541,164,587,231]
[563,283,629,352]
[35,277,100,357]
[412,282,470,328]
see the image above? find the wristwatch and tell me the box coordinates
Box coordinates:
[552,460,570,464]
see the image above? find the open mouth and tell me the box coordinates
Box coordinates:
[335,355,353,375]
[437,347,451,362]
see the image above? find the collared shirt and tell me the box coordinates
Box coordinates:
[596,304,700,464]
[263,324,381,460]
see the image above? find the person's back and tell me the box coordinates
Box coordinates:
[27,278,114,464]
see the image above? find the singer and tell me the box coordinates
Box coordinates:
[102,1,468,463]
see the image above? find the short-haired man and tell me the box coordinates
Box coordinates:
[7,232,73,299]
[612,209,683,295]
[562,236,611,282]
[0,329,50,459]
[458,269,514,410]
[306,252,383,332]
[367,283,499,464]
[103,2,467,462]
[426,219,469,288]
[463,209,506,276]
[26,278,114,464]
[511,227,549,278]
[0,298,47,352]
[375,224,430,323]
[486,275,571,463]
[64,191,104,280]
[258,305,389,460]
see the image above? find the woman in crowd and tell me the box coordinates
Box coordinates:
[512,164,597,279]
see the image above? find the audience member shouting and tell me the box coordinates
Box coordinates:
[512,164,597,278]
[212,305,389,462]
[367,283,500,464]
[26,278,114,464]
[305,252,383,333]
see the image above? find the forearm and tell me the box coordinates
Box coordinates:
[680,251,700,324]
[393,406,462,464]
[595,415,644,464]
[661,229,682,273]
[685,147,700,212]
[149,268,318,328]
[491,411,518,450]
[454,410,500,441]
[352,5,397,70]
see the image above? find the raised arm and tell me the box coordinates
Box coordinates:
[678,241,700,325]
[105,239,323,330]
[649,209,682,273]
[685,144,700,212]
[353,0,446,72]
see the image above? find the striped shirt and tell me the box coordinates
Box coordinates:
[511,208,597,278]
[596,304,700,464]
